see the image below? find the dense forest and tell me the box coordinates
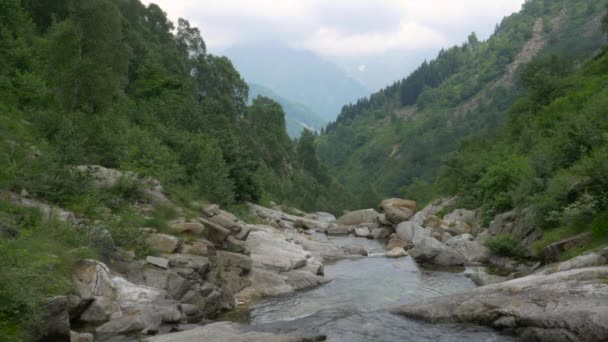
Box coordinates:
[0,0,352,339]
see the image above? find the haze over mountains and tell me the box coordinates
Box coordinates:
[224,42,370,122]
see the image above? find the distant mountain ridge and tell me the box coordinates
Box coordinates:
[224,42,369,121]
[248,83,326,138]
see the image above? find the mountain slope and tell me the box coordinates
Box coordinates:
[248,83,326,138]
[224,42,369,121]
[318,0,606,208]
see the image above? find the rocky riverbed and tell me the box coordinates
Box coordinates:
[22,167,608,341]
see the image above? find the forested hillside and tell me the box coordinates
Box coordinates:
[248,83,326,138]
[319,0,606,209]
[0,0,350,213]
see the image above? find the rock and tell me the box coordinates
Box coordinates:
[146,256,170,269]
[144,321,321,342]
[303,212,336,224]
[205,210,243,234]
[336,209,379,226]
[354,227,371,238]
[208,251,252,295]
[409,197,458,226]
[392,267,608,341]
[70,331,94,342]
[247,231,308,272]
[408,237,466,266]
[423,216,446,229]
[469,268,508,286]
[146,234,180,254]
[445,234,491,263]
[386,237,408,251]
[488,209,543,256]
[379,198,417,224]
[395,222,430,243]
[164,253,210,272]
[284,269,330,291]
[112,276,170,306]
[95,310,162,335]
[199,217,231,245]
[343,245,368,256]
[143,269,189,299]
[225,235,249,254]
[371,227,392,240]
[378,213,392,226]
[442,209,477,225]
[386,247,408,258]
[79,296,117,323]
[170,222,206,235]
[432,232,442,241]
[67,295,92,320]
[541,233,593,263]
[234,225,252,241]
[38,296,70,342]
[326,226,351,236]
[180,239,216,256]
[73,260,114,299]
[441,232,453,243]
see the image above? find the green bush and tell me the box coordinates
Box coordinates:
[485,234,524,257]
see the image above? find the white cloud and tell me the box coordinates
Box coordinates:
[142,0,525,57]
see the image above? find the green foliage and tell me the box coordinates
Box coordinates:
[0,202,95,341]
[485,235,524,257]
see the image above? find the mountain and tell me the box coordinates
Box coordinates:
[223,42,370,121]
[248,83,326,138]
[318,0,606,209]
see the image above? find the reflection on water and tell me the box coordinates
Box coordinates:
[233,237,513,342]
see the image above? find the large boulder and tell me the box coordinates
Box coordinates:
[146,234,181,254]
[409,197,458,226]
[392,267,608,341]
[170,222,206,236]
[442,209,477,225]
[379,198,417,224]
[371,227,392,240]
[386,247,408,258]
[199,217,231,245]
[409,237,466,266]
[540,233,593,263]
[73,260,114,299]
[395,222,431,243]
[445,234,491,263]
[326,226,351,236]
[487,209,543,256]
[354,227,371,238]
[246,230,308,272]
[37,296,71,342]
[386,236,409,250]
[336,209,379,226]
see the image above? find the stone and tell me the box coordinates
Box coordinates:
[379,198,417,224]
[395,222,430,243]
[303,212,336,224]
[408,236,466,266]
[343,245,368,256]
[73,260,114,299]
[445,234,491,263]
[541,233,593,263]
[441,232,453,243]
[386,247,408,258]
[423,216,446,229]
[488,209,543,256]
[336,209,379,226]
[392,267,608,341]
[469,268,508,286]
[326,226,351,236]
[146,256,170,269]
[67,295,92,320]
[556,253,607,272]
[386,237,408,251]
[79,296,116,322]
[70,331,94,342]
[180,239,216,256]
[442,209,477,224]
[146,234,180,254]
[199,217,231,245]
[170,222,206,235]
[409,197,458,226]
[205,211,243,234]
[143,269,190,299]
[38,296,70,342]
[234,225,252,241]
[446,221,473,236]
[164,253,210,272]
[371,227,392,240]
[95,311,162,335]
[225,235,249,254]
[354,227,371,238]
[378,213,392,226]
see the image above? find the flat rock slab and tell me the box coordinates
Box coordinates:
[146,256,169,269]
[392,267,608,341]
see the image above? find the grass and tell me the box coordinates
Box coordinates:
[485,234,524,258]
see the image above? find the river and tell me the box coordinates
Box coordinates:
[224,236,513,341]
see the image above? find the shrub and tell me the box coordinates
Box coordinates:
[485,234,524,257]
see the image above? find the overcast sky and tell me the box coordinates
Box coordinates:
[141,1,526,90]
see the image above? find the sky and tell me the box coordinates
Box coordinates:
[142,0,526,89]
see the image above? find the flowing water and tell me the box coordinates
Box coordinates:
[229,236,513,341]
